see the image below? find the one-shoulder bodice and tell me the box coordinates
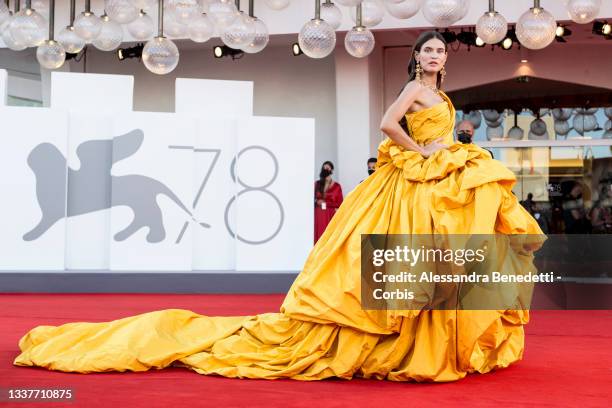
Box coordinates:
[404,91,455,146]
[376,91,518,185]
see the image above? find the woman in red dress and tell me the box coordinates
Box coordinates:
[314,161,343,243]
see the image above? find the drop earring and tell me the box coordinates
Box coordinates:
[416,61,422,82]
[440,66,447,83]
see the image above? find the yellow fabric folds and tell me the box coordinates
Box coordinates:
[13,91,545,382]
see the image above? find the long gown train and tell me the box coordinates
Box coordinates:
[13,91,546,382]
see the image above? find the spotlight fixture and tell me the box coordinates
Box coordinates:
[117,43,144,61]
[457,30,483,50]
[457,31,475,47]
[555,25,565,37]
[213,45,244,60]
[292,42,303,56]
[555,25,572,43]
[592,20,611,36]
[440,29,457,45]
[499,27,517,50]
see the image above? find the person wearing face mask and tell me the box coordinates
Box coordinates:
[456,120,474,144]
[456,119,495,159]
[360,157,378,183]
[314,161,343,243]
[367,157,377,176]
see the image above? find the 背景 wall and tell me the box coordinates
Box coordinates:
[67,43,339,181]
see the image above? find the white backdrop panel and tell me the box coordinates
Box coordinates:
[64,112,113,270]
[175,78,253,117]
[192,118,238,270]
[235,116,314,271]
[0,107,68,270]
[109,113,196,271]
[0,69,6,106]
[51,72,134,112]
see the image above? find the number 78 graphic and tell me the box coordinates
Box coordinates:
[169,145,284,245]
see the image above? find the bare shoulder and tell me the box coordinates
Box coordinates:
[398,80,424,102]
[393,80,423,109]
[400,80,423,95]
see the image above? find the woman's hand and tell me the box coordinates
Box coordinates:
[420,137,449,158]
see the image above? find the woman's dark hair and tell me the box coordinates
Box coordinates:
[317,161,334,195]
[398,30,448,135]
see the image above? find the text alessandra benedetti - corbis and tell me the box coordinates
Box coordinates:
[371,271,557,283]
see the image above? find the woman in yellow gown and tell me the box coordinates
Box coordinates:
[13,31,545,382]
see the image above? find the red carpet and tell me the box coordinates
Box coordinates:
[1,294,610,407]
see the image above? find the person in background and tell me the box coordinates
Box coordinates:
[456,120,475,144]
[360,157,378,183]
[367,157,377,175]
[562,181,591,234]
[520,192,536,216]
[589,180,612,234]
[314,161,343,243]
[456,119,494,159]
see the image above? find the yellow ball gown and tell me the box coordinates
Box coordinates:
[13,91,545,382]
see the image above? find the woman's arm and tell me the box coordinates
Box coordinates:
[379,81,446,158]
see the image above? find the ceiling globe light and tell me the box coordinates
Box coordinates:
[350,0,384,27]
[242,17,269,53]
[345,4,375,58]
[321,1,342,30]
[198,0,210,13]
[298,1,336,59]
[57,0,85,53]
[37,0,66,70]
[32,1,49,19]
[168,0,200,24]
[143,0,180,74]
[57,25,85,53]
[10,5,48,47]
[476,1,508,44]
[298,19,336,58]
[74,1,102,42]
[105,0,139,24]
[516,0,557,50]
[0,2,10,27]
[384,0,423,19]
[189,13,215,42]
[143,36,180,74]
[2,12,27,51]
[422,0,468,28]
[127,10,155,40]
[37,39,66,69]
[209,0,238,29]
[163,8,188,38]
[92,13,123,51]
[566,0,601,24]
[264,0,290,10]
[221,10,256,49]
